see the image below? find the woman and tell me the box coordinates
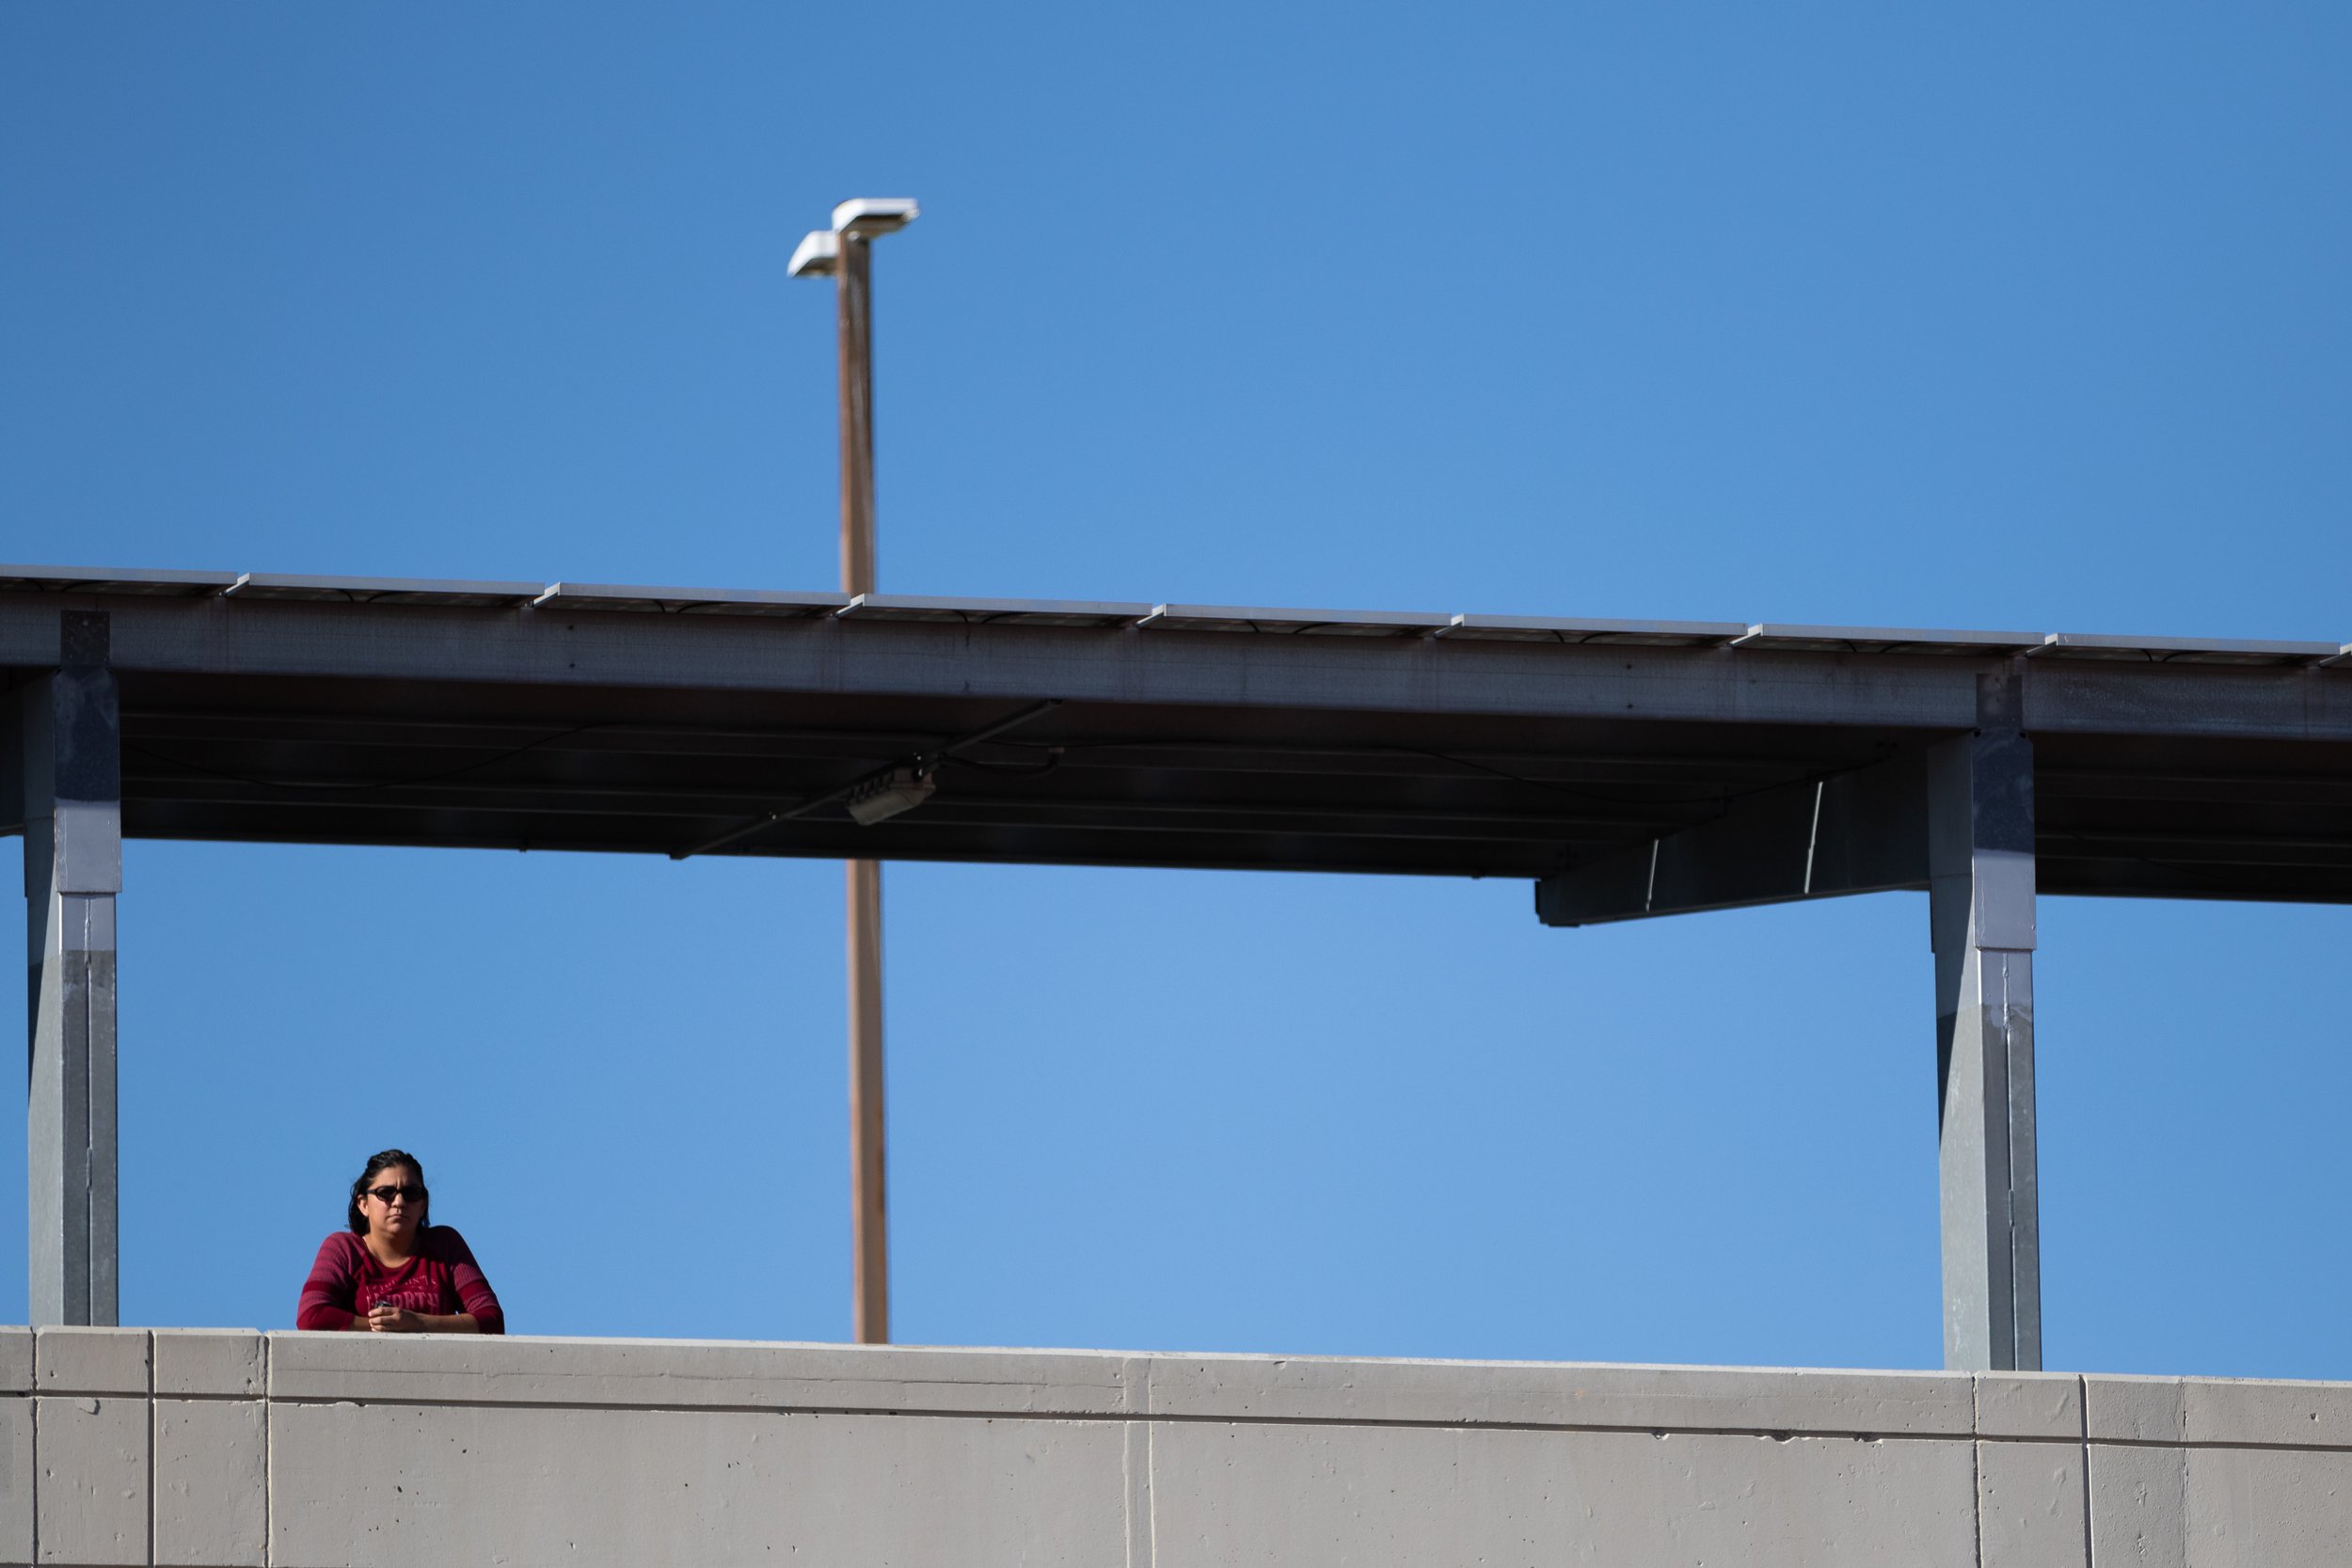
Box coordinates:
[295,1148,505,1333]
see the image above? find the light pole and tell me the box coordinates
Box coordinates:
[790,196,918,1345]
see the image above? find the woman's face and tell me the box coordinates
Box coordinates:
[359,1165,424,1246]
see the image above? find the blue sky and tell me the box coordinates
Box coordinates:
[2,4,2345,1377]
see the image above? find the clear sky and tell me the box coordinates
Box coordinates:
[1,4,2345,1378]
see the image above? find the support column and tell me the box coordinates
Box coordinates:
[22,610,120,1326]
[1928,717,2039,1370]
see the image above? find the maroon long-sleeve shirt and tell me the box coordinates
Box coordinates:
[296,1226,505,1333]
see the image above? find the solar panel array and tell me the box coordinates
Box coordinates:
[5,564,2347,669]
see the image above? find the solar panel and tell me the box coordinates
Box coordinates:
[1730,625,2046,656]
[225,573,542,608]
[1438,614,1746,647]
[0,564,239,596]
[535,582,850,617]
[835,594,1153,627]
[19,557,2342,681]
[2031,632,2344,667]
[1138,604,1454,636]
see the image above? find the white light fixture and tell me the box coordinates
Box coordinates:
[787,230,840,278]
[845,763,936,826]
[831,197,920,235]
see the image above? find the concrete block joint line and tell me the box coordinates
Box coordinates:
[6,1329,2349,1565]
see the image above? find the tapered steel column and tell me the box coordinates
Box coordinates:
[1928,714,2040,1370]
[22,610,121,1325]
[835,228,889,1344]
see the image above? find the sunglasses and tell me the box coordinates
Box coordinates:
[366,1183,427,1204]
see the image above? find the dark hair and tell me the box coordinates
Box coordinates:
[347,1148,430,1235]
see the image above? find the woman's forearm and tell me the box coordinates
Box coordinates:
[346,1307,481,1332]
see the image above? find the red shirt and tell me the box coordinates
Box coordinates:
[296,1227,505,1333]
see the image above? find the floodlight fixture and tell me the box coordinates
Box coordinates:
[845,762,937,826]
[832,197,919,236]
[788,230,840,278]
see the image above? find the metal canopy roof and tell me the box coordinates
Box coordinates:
[5,567,2349,904]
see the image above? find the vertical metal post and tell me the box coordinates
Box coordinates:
[845,856,887,1343]
[836,232,877,602]
[1928,705,2040,1371]
[22,610,121,1326]
[835,228,890,1344]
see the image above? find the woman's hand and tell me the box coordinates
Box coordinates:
[358,1306,480,1333]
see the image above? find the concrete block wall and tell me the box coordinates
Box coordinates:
[2,1326,2348,1566]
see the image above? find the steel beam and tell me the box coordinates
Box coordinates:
[1534,749,1931,926]
[19,610,121,1325]
[5,593,2344,743]
[4,597,1992,731]
[1930,721,2040,1371]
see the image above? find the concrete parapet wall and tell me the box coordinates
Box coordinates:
[2,1326,2347,1565]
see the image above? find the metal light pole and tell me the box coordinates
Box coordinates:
[790,198,918,1345]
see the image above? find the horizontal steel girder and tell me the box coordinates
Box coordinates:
[1,594,2345,741]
